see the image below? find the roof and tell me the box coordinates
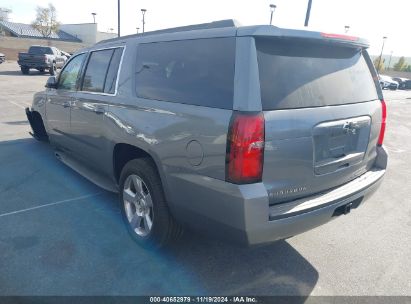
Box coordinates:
[0,20,82,42]
[97,19,239,45]
[97,19,369,49]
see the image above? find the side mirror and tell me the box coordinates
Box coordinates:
[45,76,58,89]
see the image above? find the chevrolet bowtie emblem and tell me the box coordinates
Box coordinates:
[343,121,357,135]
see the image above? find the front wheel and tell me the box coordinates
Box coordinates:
[119,158,182,248]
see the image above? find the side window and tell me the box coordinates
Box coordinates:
[81,48,123,94]
[135,38,236,109]
[58,53,86,91]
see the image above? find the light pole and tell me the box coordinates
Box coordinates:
[269,4,276,25]
[304,0,313,27]
[344,25,350,33]
[117,0,120,37]
[91,12,97,24]
[141,9,147,33]
[136,27,140,34]
[377,36,387,73]
[387,51,393,71]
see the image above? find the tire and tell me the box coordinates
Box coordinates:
[21,66,29,75]
[30,111,49,142]
[119,158,182,248]
[49,63,56,75]
[38,68,45,73]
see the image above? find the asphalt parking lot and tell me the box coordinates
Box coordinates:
[0,61,410,296]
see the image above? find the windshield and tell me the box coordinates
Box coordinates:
[256,38,379,110]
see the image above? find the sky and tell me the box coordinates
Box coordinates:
[1,0,410,56]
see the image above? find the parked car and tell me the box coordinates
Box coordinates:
[401,79,411,90]
[392,77,407,89]
[379,75,398,90]
[18,45,67,75]
[392,77,411,90]
[26,20,387,248]
[0,52,5,64]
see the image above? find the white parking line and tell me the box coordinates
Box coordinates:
[7,101,26,109]
[0,192,103,218]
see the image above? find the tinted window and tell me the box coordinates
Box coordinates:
[104,48,123,94]
[135,38,235,109]
[82,49,114,93]
[28,46,54,55]
[58,53,86,91]
[256,38,379,110]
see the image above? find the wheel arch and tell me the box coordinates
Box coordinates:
[112,143,171,201]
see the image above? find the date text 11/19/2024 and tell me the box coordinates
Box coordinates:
[149,296,258,303]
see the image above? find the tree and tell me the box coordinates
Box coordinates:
[373,57,385,72]
[393,56,406,71]
[31,3,60,38]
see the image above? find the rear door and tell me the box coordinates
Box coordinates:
[255,38,382,204]
[69,47,124,174]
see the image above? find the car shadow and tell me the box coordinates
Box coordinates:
[0,138,318,297]
[163,232,318,296]
[3,120,29,125]
[0,70,50,76]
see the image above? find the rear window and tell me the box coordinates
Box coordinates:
[135,38,236,109]
[28,46,53,55]
[256,38,379,110]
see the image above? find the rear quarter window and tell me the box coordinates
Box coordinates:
[256,38,379,110]
[135,38,236,109]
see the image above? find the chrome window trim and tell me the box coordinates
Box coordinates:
[77,45,126,97]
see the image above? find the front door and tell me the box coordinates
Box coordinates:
[45,53,86,149]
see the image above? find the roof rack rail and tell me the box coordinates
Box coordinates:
[97,19,239,44]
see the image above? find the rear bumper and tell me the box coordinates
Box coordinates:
[18,61,52,68]
[170,147,387,246]
[252,168,384,244]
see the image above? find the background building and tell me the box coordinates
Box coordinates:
[59,23,117,44]
[0,20,117,60]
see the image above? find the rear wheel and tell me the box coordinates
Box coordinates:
[38,68,45,73]
[119,158,182,248]
[21,66,29,75]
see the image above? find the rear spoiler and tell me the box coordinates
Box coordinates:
[237,26,369,48]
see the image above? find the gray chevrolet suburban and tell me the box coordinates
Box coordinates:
[25,20,388,248]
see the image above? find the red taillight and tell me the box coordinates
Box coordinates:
[226,112,265,184]
[321,32,359,41]
[377,99,387,146]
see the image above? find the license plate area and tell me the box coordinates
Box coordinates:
[313,116,371,175]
